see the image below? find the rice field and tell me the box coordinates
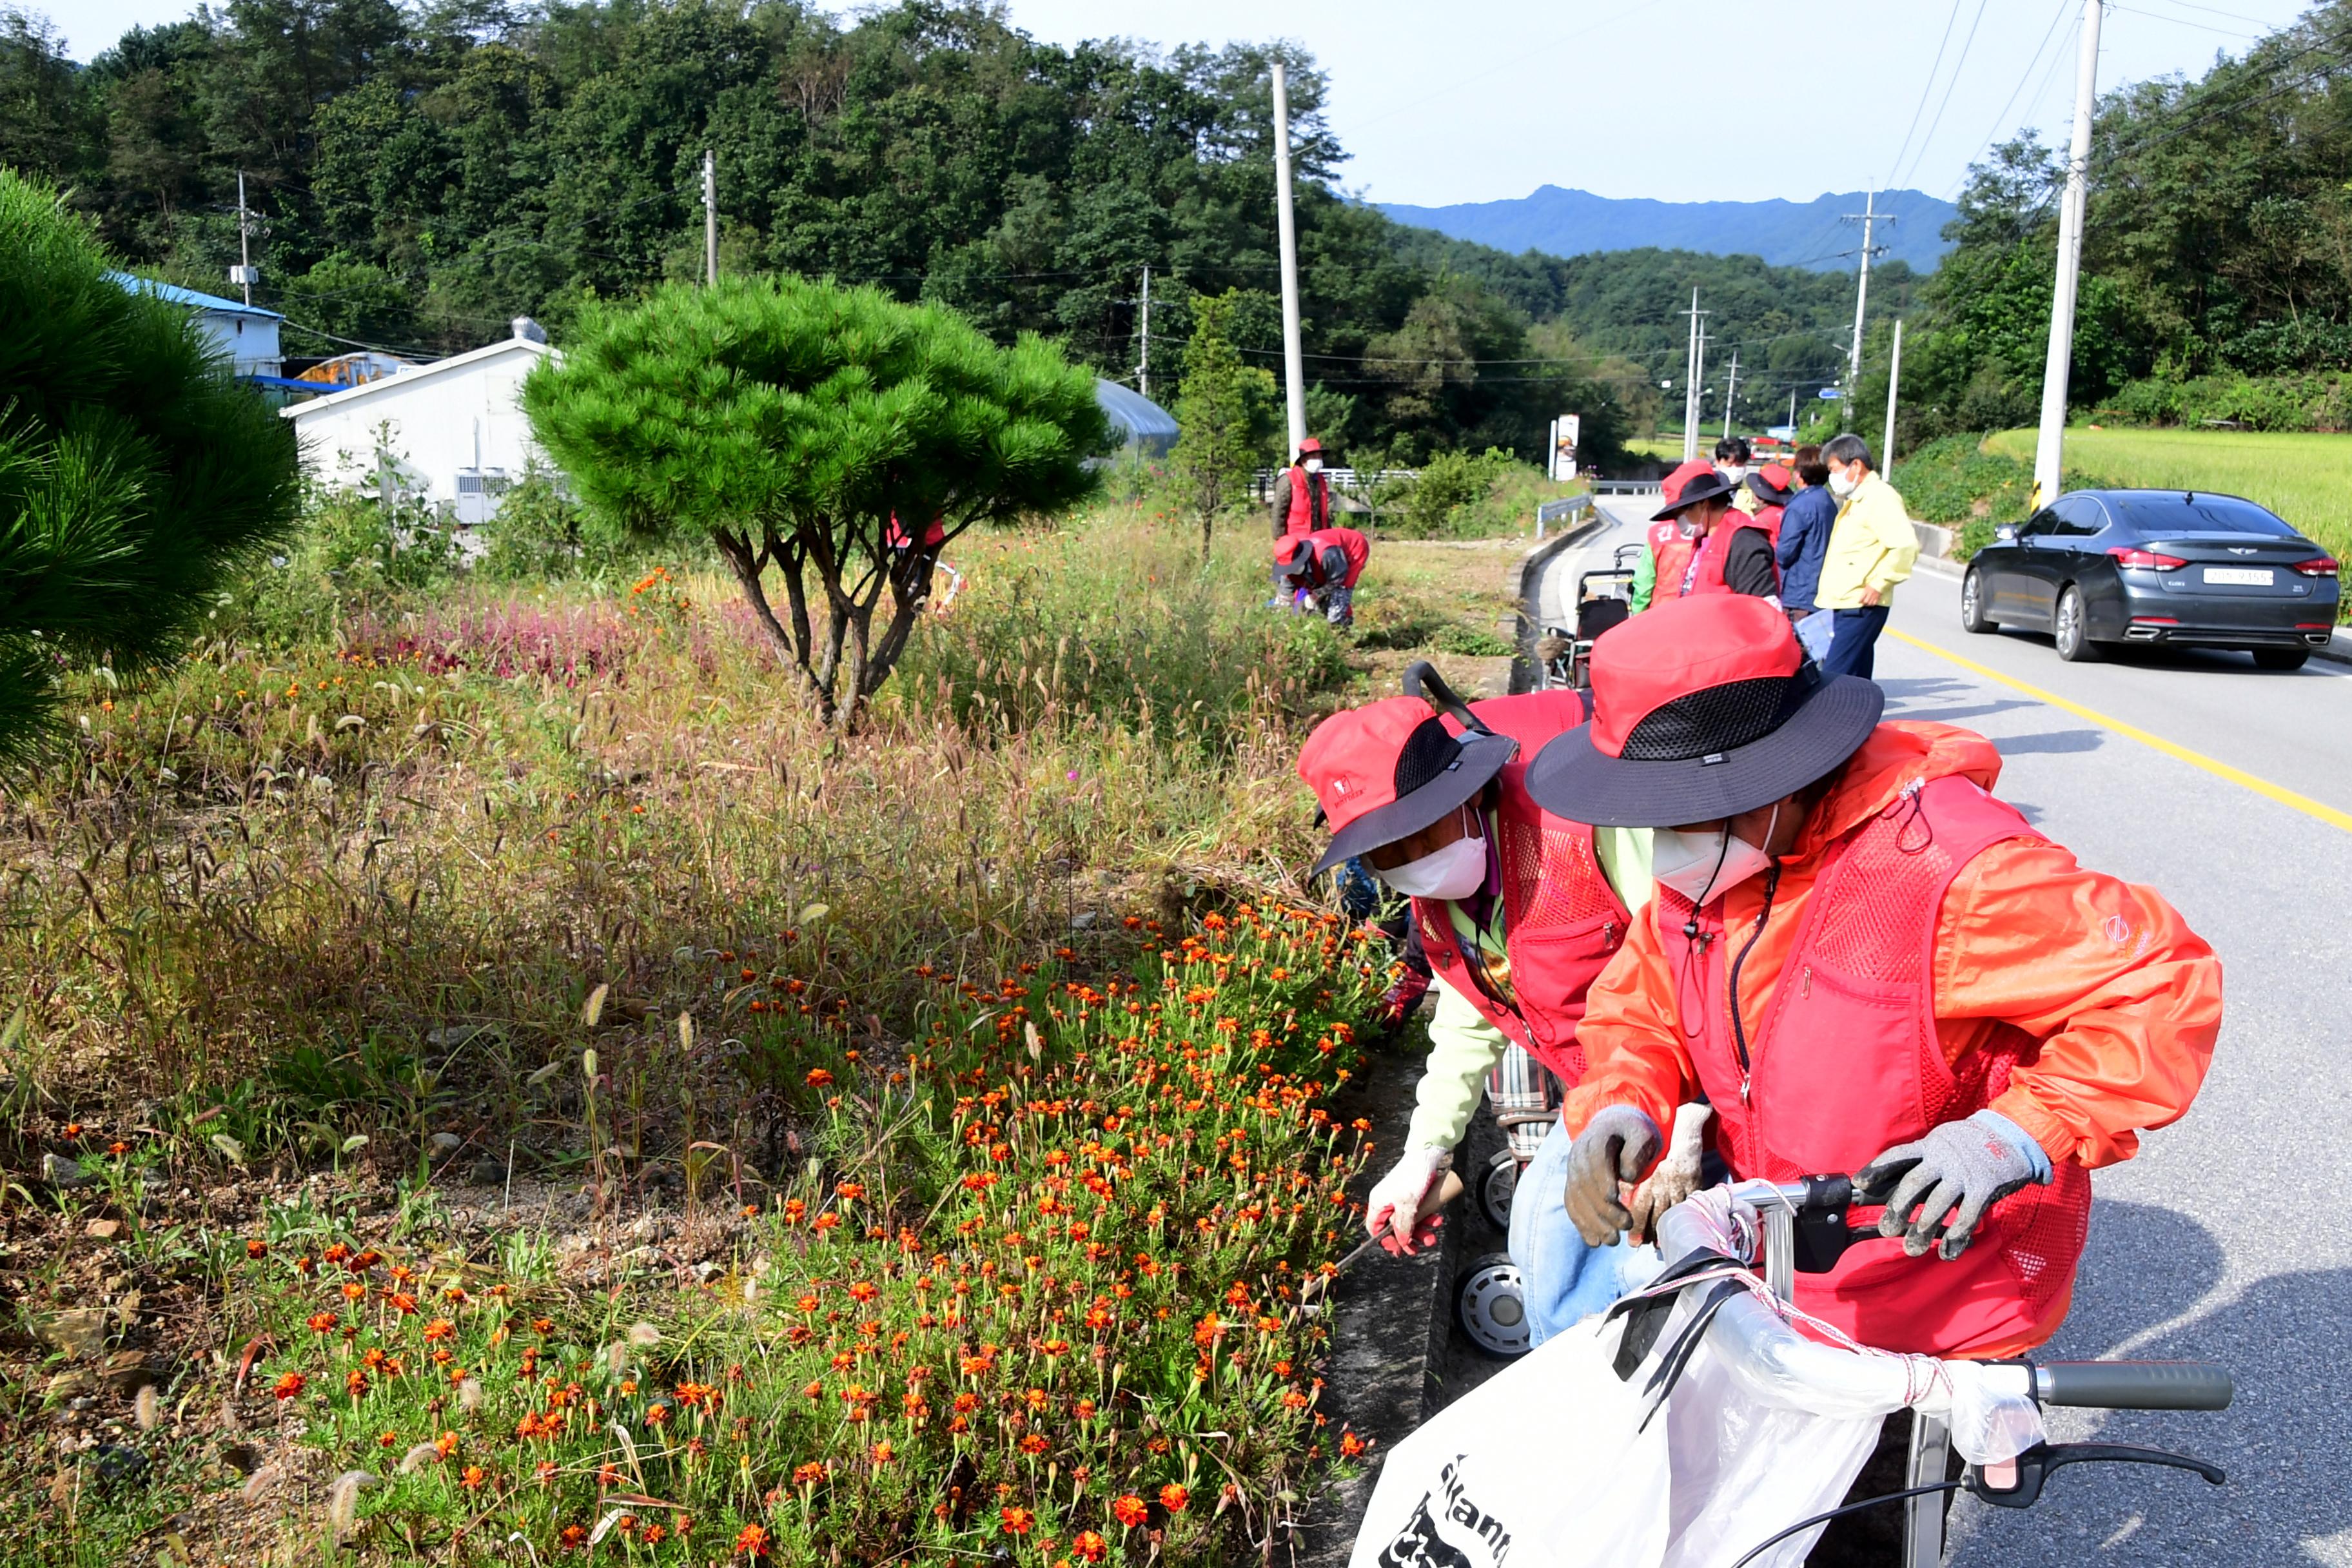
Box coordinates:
[1986,426,2352,563]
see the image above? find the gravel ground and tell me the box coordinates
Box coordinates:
[1530,502,2352,1567]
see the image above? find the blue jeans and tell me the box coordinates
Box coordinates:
[1507,1119,1660,1346]
[1824,605,1890,679]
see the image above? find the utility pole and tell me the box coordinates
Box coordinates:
[1839,190,1892,433]
[232,170,255,306]
[702,150,718,286]
[1882,319,1905,468]
[2033,0,2106,508]
[1721,349,1740,442]
[1692,325,1710,455]
[1137,266,1152,401]
[1270,62,1308,458]
[1681,289,1708,463]
[1787,388,1798,436]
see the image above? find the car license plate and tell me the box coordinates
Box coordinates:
[2202,567,2273,585]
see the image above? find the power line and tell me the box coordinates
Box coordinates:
[1893,0,1993,193]
[1943,0,2077,198]
[1885,0,1969,189]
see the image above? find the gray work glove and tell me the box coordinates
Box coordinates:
[1856,1110,2049,1261]
[1625,1102,1713,1246]
[1563,1106,1663,1248]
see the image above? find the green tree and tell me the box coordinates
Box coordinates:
[1168,289,1276,557]
[522,274,1110,728]
[0,169,300,759]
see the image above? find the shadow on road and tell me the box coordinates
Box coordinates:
[1994,729,2106,756]
[1955,1200,2352,1566]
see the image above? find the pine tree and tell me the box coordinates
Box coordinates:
[0,171,301,761]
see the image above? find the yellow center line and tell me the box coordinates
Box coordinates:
[1886,628,2352,835]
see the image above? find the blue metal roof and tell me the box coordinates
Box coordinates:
[1094,378,1179,447]
[107,271,284,320]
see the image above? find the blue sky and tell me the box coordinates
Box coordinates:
[49,0,2314,206]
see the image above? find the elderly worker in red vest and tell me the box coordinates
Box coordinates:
[1527,595,2220,1360]
[1298,664,1681,1342]
[1632,468,1779,611]
[1275,525,1370,627]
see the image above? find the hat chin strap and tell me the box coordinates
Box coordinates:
[1402,660,1496,737]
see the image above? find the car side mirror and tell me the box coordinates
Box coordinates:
[1994,525,2019,543]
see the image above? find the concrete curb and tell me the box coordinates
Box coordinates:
[1510,511,1609,695]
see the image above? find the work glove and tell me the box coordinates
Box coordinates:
[1625,1102,1714,1246]
[1856,1110,2051,1261]
[1563,1106,1662,1247]
[1364,1145,1451,1257]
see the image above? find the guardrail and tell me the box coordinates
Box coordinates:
[1534,493,1592,541]
[1592,478,1665,496]
[1251,467,1421,501]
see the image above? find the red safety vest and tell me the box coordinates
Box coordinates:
[1654,774,2092,1358]
[1647,519,1739,601]
[1281,466,1330,538]
[1413,691,1632,1089]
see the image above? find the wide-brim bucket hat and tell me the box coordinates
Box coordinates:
[1651,469,1742,520]
[1298,662,1518,874]
[1525,596,1881,828]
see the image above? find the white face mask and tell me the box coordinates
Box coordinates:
[1377,829,1488,901]
[1828,466,1861,498]
[1719,464,1747,482]
[1650,803,1780,906]
[1304,456,1324,472]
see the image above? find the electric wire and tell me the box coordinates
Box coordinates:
[1892,0,1994,194]
[1885,0,1970,190]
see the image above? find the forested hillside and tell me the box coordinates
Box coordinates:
[0,0,1919,466]
[1887,0,2352,441]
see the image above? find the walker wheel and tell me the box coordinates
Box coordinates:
[1455,1252,1532,1358]
[1475,1147,1518,1232]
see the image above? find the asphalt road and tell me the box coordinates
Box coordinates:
[1536,499,2352,1568]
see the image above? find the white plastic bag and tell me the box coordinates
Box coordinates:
[1795,609,1835,663]
[1346,1303,1879,1568]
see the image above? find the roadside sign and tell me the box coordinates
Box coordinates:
[1766,424,1797,440]
[1817,388,1842,400]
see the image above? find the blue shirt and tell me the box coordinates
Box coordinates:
[1774,486,1839,612]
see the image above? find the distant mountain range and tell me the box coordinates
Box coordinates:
[1377,186,1958,272]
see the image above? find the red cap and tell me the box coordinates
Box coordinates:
[1298,697,1426,834]
[1297,694,1517,872]
[1589,596,1799,758]
[1756,462,1793,491]
[1298,437,1324,455]
[1660,459,1715,505]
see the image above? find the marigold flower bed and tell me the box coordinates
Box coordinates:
[231,905,1384,1563]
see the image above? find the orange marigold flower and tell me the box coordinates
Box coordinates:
[246,1239,268,1259]
[308,1312,339,1335]
[1339,1430,1368,1458]
[558,1524,587,1551]
[1019,1433,1048,1455]
[871,1441,894,1464]
[1112,1494,1150,1528]
[340,1281,366,1302]
[1160,1484,1190,1513]
[1000,1506,1035,1536]
[805,1068,834,1088]
[422,1318,455,1342]
[792,1461,827,1487]
[1074,1530,1110,1563]
[463,1464,487,1489]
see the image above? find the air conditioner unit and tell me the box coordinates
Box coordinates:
[453,467,511,526]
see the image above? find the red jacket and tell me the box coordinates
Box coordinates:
[1412,691,1632,1088]
[1567,723,2222,1357]
[1290,527,1369,589]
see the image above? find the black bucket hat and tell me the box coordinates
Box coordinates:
[1651,469,1742,520]
[1297,662,1519,874]
[1525,596,1881,828]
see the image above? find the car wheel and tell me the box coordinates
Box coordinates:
[2054,586,2100,662]
[1960,567,1997,633]
[2251,647,2310,671]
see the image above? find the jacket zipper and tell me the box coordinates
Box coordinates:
[1725,865,1781,1109]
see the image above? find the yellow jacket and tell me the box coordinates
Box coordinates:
[1816,471,1919,608]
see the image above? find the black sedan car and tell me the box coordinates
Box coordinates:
[1960,489,2341,669]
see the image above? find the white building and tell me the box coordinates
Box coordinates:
[109,272,284,378]
[282,324,557,523]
